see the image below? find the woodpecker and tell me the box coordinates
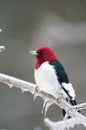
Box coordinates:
[29,46,77,117]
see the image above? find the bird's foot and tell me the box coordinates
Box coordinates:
[35,85,39,93]
[33,86,39,100]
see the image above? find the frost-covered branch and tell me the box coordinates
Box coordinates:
[0,46,5,52]
[0,73,86,130]
[0,73,36,93]
[44,117,86,130]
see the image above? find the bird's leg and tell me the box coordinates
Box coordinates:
[63,113,69,120]
[35,85,39,92]
[33,86,39,100]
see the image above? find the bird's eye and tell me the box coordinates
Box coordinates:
[40,52,46,56]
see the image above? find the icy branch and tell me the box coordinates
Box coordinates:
[0,73,86,129]
[44,117,86,130]
[73,102,86,111]
[0,73,36,93]
[0,46,5,52]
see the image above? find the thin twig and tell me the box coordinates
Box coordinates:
[73,102,86,111]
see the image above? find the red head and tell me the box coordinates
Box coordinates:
[30,46,57,69]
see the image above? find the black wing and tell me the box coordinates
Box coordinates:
[49,60,69,84]
[49,60,76,104]
[49,60,77,117]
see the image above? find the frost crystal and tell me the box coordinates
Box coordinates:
[21,88,29,93]
[0,46,5,52]
[33,93,37,100]
[42,99,53,116]
[8,83,13,88]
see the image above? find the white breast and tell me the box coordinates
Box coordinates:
[34,62,62,98]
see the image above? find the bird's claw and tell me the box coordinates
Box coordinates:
[33,86,39,100]
[35,85,39,93]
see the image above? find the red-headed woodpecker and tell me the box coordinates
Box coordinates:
[30,46,77,117]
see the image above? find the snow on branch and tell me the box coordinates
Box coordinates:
[0,73,86,130]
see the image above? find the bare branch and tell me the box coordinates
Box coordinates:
[0,73,86,130]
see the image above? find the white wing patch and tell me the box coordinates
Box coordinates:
[62,82,76,100]
[34,61,76,100]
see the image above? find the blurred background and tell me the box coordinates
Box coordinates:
[0,0,86,130]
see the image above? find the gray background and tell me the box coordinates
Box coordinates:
[0,0,86,130]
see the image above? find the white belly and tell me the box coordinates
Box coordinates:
[34,62,62,98]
